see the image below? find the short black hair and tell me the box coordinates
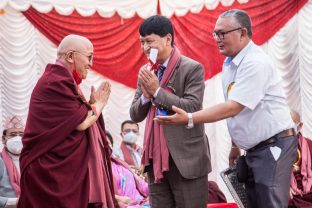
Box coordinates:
[139,15,174,47]
[105,131,113,146]
[121,120,139,132]
[221,9,252,38]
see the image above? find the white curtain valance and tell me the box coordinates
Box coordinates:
[0,0,249,18]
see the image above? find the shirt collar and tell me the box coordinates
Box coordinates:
[225,40,254,67]
[162,57,169,67]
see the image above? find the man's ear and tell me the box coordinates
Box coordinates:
[65,51,74,64]
[241,28,248,38]
[166,34,172,46]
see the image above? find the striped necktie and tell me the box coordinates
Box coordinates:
[157,65,166,81]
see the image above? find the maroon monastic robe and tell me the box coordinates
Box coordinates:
[17,63,106,208]
[208,181,227,204]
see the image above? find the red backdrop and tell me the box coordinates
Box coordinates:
[23,0,307,88]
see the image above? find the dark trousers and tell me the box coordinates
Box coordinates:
[147,158,208,208]
[245,135,298,208]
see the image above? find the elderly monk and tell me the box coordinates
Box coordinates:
[18,35,117,208]
[289,110,312,208]
[0,116,25,208]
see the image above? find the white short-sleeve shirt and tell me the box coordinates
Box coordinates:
[222,41,294,150]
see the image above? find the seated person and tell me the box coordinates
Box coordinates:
[106,132,149,208]
[112,156,149,208]
[288,110,312,207]
[0,115,24,208]
[114,120,142,168]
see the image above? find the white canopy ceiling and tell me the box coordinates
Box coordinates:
[0,0,249,18]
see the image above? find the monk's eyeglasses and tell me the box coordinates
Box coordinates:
[70,51,94,63]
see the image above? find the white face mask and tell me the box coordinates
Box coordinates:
[123,131,138,144]
[6,136,23,155]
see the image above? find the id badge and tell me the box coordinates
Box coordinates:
[156,109,167,116]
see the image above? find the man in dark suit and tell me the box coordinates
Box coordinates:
[130,15,211,208]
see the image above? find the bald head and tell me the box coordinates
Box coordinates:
[57,34,93,58]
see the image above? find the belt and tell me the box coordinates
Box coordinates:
[247,128,296,152]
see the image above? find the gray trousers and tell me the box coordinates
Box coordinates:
[245,135,297,208]
[147,158,208,208]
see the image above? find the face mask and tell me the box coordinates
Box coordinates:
[123,131,138,144]
[6,136,23,155]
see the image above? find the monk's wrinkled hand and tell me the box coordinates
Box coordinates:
[154,105,189,125]
[98,80,111,105]
[89,85,96,104]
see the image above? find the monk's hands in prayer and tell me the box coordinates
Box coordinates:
[76,81,111,131]
[94,81,111,106]
[139,66,159,96]
[154,105,188,125]
[89,86,96,104]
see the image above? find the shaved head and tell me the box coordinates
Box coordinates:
[57,34,93,58]
[56,34,94,79]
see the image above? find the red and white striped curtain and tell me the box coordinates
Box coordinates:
[22,0,307,88]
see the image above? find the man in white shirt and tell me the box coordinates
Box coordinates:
[0,116,24,208]
[114,120,142,168]
[155,9,297,208]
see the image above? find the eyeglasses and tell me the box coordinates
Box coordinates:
[122,129,139,134]
[212,27,242,40]
[70,51,94,63]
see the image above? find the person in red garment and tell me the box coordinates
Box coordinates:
[17,34,117,208]
[288,110,312,208]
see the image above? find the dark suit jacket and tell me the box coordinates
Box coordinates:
[130,55,211,179]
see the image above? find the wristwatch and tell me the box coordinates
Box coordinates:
[186,113,194,129]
